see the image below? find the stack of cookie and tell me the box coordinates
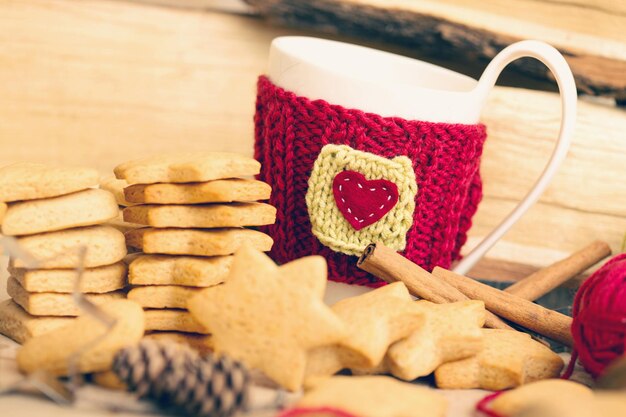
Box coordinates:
[114,152,275,344]
[0,163,127,344]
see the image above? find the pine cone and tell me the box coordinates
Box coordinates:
[112,338,199,398]
[112,339,250,417]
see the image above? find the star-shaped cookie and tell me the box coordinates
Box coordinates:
[295,376,447,417]
[305,282,426,381]
[187,245,346,391]
[489,379,593,417]
[383,300,486,380]
[434,329,564,390]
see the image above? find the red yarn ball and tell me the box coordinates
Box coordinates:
[569,253,626,378]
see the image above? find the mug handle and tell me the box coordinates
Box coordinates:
[453,40,577,275]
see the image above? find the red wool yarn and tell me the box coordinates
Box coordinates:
[254,76,487,286]
[476,391,506,417]
[476,254,626,416]
[564,253,626,379]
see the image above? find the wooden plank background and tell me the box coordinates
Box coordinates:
[1,0,625,278]
[246,0,626,99]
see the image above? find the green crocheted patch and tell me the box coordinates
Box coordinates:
[306,144,418,256]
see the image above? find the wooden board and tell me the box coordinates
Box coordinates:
[0,0,624,276]
[245,0,626,100]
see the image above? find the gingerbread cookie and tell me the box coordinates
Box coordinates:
[124,178,271,204]
[144,309,209,334]
[114,152,260,184]
[502,379,626,417]
[17,299,145,376]
[125,227,273,256]
[0,299,73,343]
[385,300,485,380]
[122,202,276,228]
[512,392,626,417]
[143,331,214,356]
[13,225,127,269]
[9,261,127,293]
[127,285,202,309]
[296,376,446,417]
[2,188,118,236]
[188,246,346,391]
[0,162,98,202]
[7,277,125,316]
[490,379,593,416]
[434,329,564,390]
[305,282,425,380]
[128,254,232,287]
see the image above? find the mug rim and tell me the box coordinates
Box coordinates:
[271,36,478,93]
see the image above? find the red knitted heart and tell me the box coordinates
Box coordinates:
[332,170,399,231]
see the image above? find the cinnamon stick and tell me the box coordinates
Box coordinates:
[504,240,611,301]
[357,243,514,330]
[432,267,573,346]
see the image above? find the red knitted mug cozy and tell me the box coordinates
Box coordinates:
[254,76,487,286]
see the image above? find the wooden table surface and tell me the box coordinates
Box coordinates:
[0,1,620,415]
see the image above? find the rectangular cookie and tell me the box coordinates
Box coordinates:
[144,331,214,355]
[127,285,202,309]
[2,188,119,236]
[144,309,209,334]
[7,277,125,316]
[125,227,273,256]
[114,152,260,184]
[124,178,271,204]
[16,299,144,376]
[8,261,127,293]
[0,299,74,344]
[0,162,99,202]
[129,254,231,287]
[13,225,127,269]
[122,202,276,228]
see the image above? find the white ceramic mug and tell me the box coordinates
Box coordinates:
[267,36,577,274]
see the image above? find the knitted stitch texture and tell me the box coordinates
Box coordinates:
[254,76,487,286]
[306,144,417,256]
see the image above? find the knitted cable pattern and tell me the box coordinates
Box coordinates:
[305,144,417,256]
[254,76,487,286]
